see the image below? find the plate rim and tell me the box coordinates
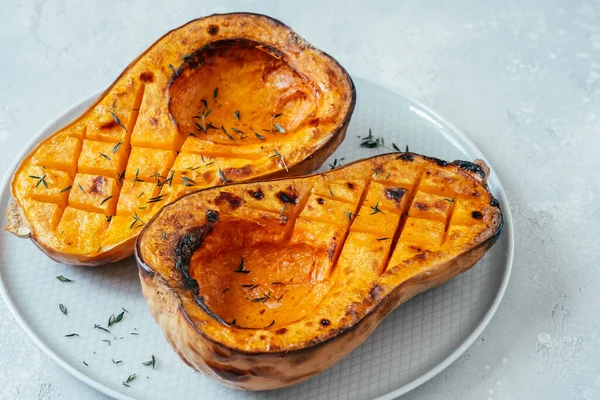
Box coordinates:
[0,76,514,400]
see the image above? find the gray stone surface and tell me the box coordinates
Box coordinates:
[1,1,598,399]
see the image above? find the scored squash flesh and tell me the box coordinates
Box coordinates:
[4,13,355,266]
[136,153,503,390]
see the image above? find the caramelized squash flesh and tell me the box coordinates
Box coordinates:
[5,13,355,265]
[136,153,503,390]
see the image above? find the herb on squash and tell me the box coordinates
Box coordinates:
[132,169,144,188]
[60,185,72,193]
[109,102,128,133]
[99,152,112,161]
[218,169,231,184]
[372,168,384,177]
[221,126,235,141]
[370,201,385,215]
[251,291,271,302]
[30,175,48,188]
[269,149,288,172]
[201,155,214,166]
[344,211,358,222]
[129,212,145,230]
[181,176,196,187]
[100,196,113,205]
[146,194,164,203]
[234,257,250,274]
[112,141,123,153]
[234,110,240,120]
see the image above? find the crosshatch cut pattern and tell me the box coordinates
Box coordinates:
[0,78,512,400]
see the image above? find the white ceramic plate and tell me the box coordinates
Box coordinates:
[0,76,513,400]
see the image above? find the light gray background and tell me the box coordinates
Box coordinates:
[0,1,598,399]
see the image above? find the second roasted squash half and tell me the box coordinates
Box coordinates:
[5,13,355,265]
[136,152,503,390]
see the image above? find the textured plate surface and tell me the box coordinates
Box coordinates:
[0,77,513,400]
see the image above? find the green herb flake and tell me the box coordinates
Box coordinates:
[234,110,240,120]
[110,111,128,133]
[147,194,165,203]
[234,257,250,274]
[94,324,111,333]
[251,291,271,303]
[60,185,72,193]
[115,310,125,324]
[344,210,358,223]
[56,275,73,282]
[370,201,385,215]
[181,176,196,187]
[122,373,136,387]
[218,169,230,184]
[329,157,345,170]
[359,128,386,149]
[129,212,145,230]
[100,195,113,205]
[142,355,157,369]
[59,303,68,316]
[112,141,123,153]
[269,149,288,172]
[32,174,48,188]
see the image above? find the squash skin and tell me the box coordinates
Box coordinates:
[4,13,355,266]
[136,153,503,390]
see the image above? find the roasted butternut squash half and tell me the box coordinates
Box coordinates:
[4,13,355,266]
[136,152,503,390]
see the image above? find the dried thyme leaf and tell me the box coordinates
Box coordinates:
[142,355,157,369]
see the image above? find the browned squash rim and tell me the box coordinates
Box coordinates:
[135,152,503,356]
